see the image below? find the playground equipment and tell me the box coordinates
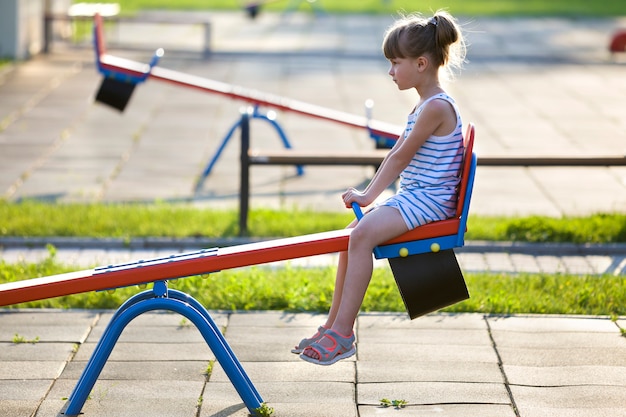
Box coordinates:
[610,30,626,59]
[245,0,325,19]
[0,14,478,415]
[244,0,281,19]
[90,13,403,187]
[0,123,476,416]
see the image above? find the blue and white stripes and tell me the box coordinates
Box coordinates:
[380,93,463,229]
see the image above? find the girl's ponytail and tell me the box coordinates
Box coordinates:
[432,11,465,70]
[383,10,466,73]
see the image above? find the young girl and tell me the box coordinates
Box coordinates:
[296,11,467,365]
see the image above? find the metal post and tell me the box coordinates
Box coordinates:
[202,21,211,58]
[239,110,251,237]
[43,14,51,54]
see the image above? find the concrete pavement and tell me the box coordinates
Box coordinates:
[1,309,625,417]
[0,10,625,417]
[0,12,625,214]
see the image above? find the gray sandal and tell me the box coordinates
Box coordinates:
[299,329,356,366]
[291,325,327,354]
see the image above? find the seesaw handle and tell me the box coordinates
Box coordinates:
[351,202,364,220]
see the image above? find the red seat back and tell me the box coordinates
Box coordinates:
[455,123,475,218]
[94,13,106,58]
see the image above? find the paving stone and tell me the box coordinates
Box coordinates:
[0,310,98,328]
[491,330,626,349]
[73,341,216,362]
[86,320,209,343]
[358,312,488,330]
[496,346,626,367]
[227,310,325,328]
[60,360,210,381]
[227,339,322,362]
[0,379,54,400]
[210,360,355,383]
[358,342,498,363]
[510,385,626,417]
[503,365,626,387]
[200,381,356,416]
[0,360,65,380]
[0,400,42,417]
[356,328,492,347]
[41,378,203,417]
[0,324,92,343]
[357,381,510,406]
[487,315,619,333]
[357,361,503,384]
[0,342,76,361]
[358,404,516,417]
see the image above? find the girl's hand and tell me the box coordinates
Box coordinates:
[342,188,370,209]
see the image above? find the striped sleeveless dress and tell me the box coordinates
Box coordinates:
[379,93,464,230]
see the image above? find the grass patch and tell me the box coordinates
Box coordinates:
[0,200,352,240]
[72,0,626,17]
[1,200,625,244]
[1,256,624,315]
[12,333,40,344]
[468,214,626,244]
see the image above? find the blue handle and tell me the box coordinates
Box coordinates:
[351,202,364,220]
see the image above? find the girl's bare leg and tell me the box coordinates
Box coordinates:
[303,207,408,358]
[323,248,348,328]
[298,220,356,344]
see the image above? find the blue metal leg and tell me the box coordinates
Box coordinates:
[64,282,263,416]
[197,105,304,189]
[196,115,244,188]
[167,289,263,403]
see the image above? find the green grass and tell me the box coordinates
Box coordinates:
[2,200,625,244]
[2,203,624,315]
[74,0,626,16]
[1,253,624,315]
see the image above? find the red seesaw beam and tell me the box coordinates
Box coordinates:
[93,14,403,140]
[0,218,460,307]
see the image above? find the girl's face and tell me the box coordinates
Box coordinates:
[387,57,420,90]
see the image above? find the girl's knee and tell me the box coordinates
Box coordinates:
[348,226,378,252]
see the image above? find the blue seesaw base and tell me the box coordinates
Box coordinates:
[64,280,263,416]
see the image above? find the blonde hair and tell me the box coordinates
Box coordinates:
[383,10,466,73]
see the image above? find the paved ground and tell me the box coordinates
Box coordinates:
[1,310,625,417]
[0,12,625,215]
[1,10,626,417]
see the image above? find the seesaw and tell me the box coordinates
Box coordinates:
[90,13,403,185]
[0,35,477,410]
[244,0,325,19]
[0,125,476,415]
[244,0,282,19]
[0,111,474,417]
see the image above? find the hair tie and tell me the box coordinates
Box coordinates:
[428,16,438,26]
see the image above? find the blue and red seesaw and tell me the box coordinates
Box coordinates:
[0,14,477,415]
[90,13,403,184]
[0,122,475,415]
